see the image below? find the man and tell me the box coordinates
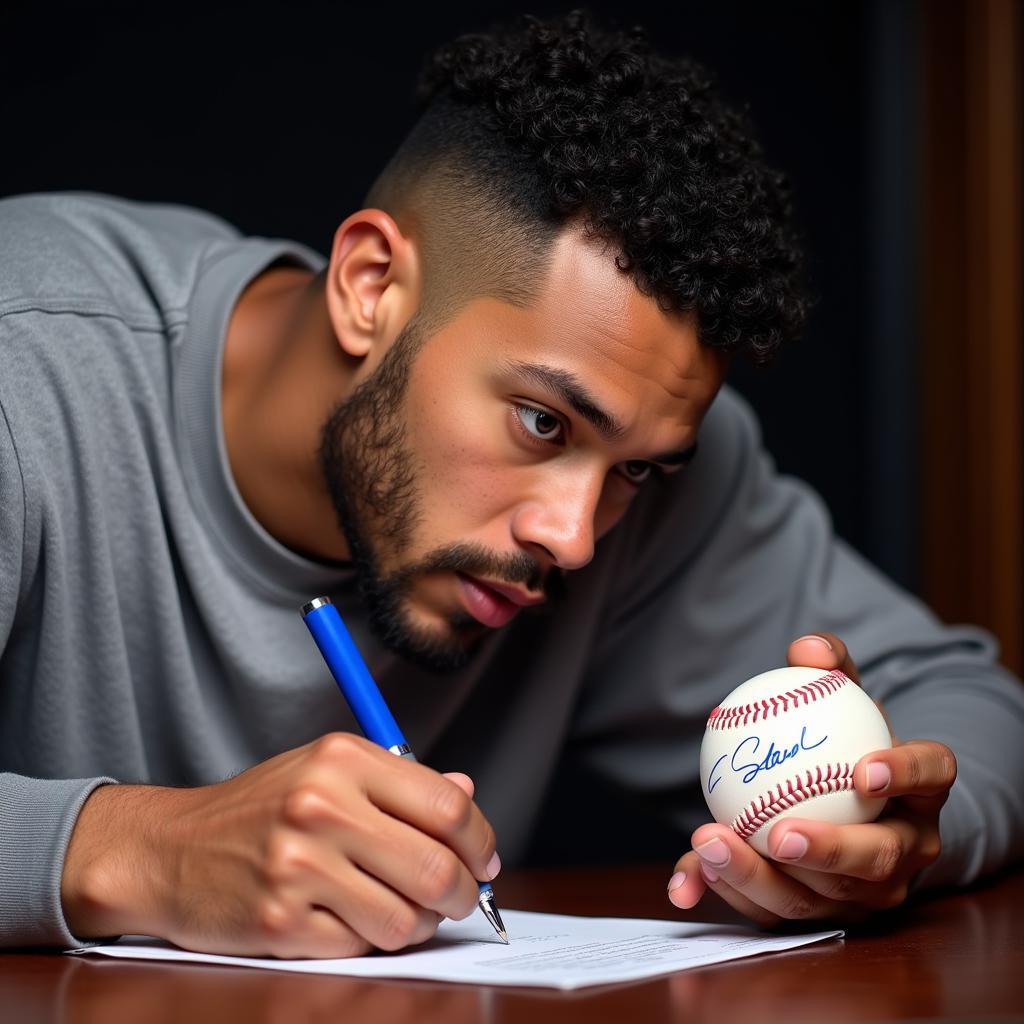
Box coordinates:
[1,14,1021,957]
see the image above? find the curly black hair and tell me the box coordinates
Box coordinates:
[375,11,807,363]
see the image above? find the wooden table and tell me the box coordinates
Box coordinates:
[3,864,1022,1023]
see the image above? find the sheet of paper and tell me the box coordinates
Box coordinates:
[70,909,842,990]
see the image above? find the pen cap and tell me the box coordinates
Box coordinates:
[302,598,408,751]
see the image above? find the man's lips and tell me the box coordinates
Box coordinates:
[456,573,545,628]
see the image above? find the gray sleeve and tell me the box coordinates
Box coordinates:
[0,400,116,948]
[0,774,115,947]
[572,387,1024,888]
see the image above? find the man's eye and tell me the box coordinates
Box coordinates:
[617,460,654,485]
[516,404,564,442]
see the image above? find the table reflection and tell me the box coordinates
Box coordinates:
[0,866,1020,1024]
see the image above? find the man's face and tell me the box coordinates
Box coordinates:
[320,230,727,670]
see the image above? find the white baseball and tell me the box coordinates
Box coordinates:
[700,666,892,854]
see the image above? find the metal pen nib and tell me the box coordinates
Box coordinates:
[478,885,509,944]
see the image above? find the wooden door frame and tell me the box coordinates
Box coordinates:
[921,0,1023,676]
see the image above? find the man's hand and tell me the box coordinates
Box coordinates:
[667,633,956,926]
[61,734,499,957]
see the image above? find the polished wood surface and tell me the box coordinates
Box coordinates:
[3,864,1023,1023]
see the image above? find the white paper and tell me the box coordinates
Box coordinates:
[69,910,842,990]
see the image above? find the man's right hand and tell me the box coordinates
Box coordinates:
[60,733,500,958]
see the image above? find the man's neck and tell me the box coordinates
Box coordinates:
[221,264,353,563]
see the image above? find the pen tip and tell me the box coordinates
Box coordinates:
[500,931,509,944]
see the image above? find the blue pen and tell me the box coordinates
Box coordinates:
[301,596,508,944]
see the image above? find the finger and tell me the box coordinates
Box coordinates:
[235,837,441,959]
[247,900,374,959]
[367,770,499,885]
[348,820,484,922]
[310,734,499,884]
[281,780,484,922]
[767,816,920,880]
[765,816,922,906]
[666,850,709,910]
[306,858,443,953]
[772,861,909,912]
[304,906,377,958]
[365,760,497,881]
[442,772,475,799]
[696,872,783,929]
[854,741,957,807]
[787,632,861,684]
[690,825,848,923]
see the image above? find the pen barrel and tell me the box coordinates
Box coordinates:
[302,600,409,752]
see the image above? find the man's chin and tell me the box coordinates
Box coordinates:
[372,609,489,674]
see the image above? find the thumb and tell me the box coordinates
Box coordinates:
[787,632,861,685]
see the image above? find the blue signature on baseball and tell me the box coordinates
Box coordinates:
[708,725,828,793]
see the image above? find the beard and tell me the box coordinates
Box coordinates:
[317,319,550,672]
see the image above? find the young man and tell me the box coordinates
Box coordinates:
[1,14,1021,956]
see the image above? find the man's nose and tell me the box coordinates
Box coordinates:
[509,473,601,571]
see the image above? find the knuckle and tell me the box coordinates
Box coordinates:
[376,903,420,951]
[409,911,443,947]
[778,891,818,920]
[870,836,904,882]
[823,874,856,901]
[730,857,760,889]
[312,732,364,766]
[256,898,296,940]
[336,935,374,958]
[282,785,330,828]
[321,930,373,959]
[263,835,310,886]
[430,782,472,834]
[939,748,958,786]
[417,845,462,904]
[918,831,942,867]
[818,839,844,873]
[877,882,909,911]
[905,751,923,788]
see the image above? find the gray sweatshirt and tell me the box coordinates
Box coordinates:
[1,193,1022,948]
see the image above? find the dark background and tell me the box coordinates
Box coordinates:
[0,0,923,594]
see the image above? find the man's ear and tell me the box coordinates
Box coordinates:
[324,209,420,360]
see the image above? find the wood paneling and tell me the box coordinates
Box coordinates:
[922,0,1023,676]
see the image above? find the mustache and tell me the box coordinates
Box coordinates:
[386,542,554,597]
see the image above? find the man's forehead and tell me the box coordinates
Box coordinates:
[508,230,723,409]
[428,226,726,426]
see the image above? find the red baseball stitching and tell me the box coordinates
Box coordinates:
[706,669,848,730]
[731,762,855,839]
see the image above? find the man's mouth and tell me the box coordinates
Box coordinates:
[455,573,544,628]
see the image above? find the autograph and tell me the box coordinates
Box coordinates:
[708,725,828,793]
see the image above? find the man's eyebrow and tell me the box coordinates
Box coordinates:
[505,361,626,441]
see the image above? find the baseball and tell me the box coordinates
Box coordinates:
[700,666,892,854]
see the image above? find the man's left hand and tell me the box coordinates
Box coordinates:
[666,632,957,926]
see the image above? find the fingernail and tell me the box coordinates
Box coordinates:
[700,862,720,883]
[866,762,891,792]
[667,872,688,907]
[486,851,502,880]
[795,634,833,651]
[695,837,731,867]
[775,831,809,861]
